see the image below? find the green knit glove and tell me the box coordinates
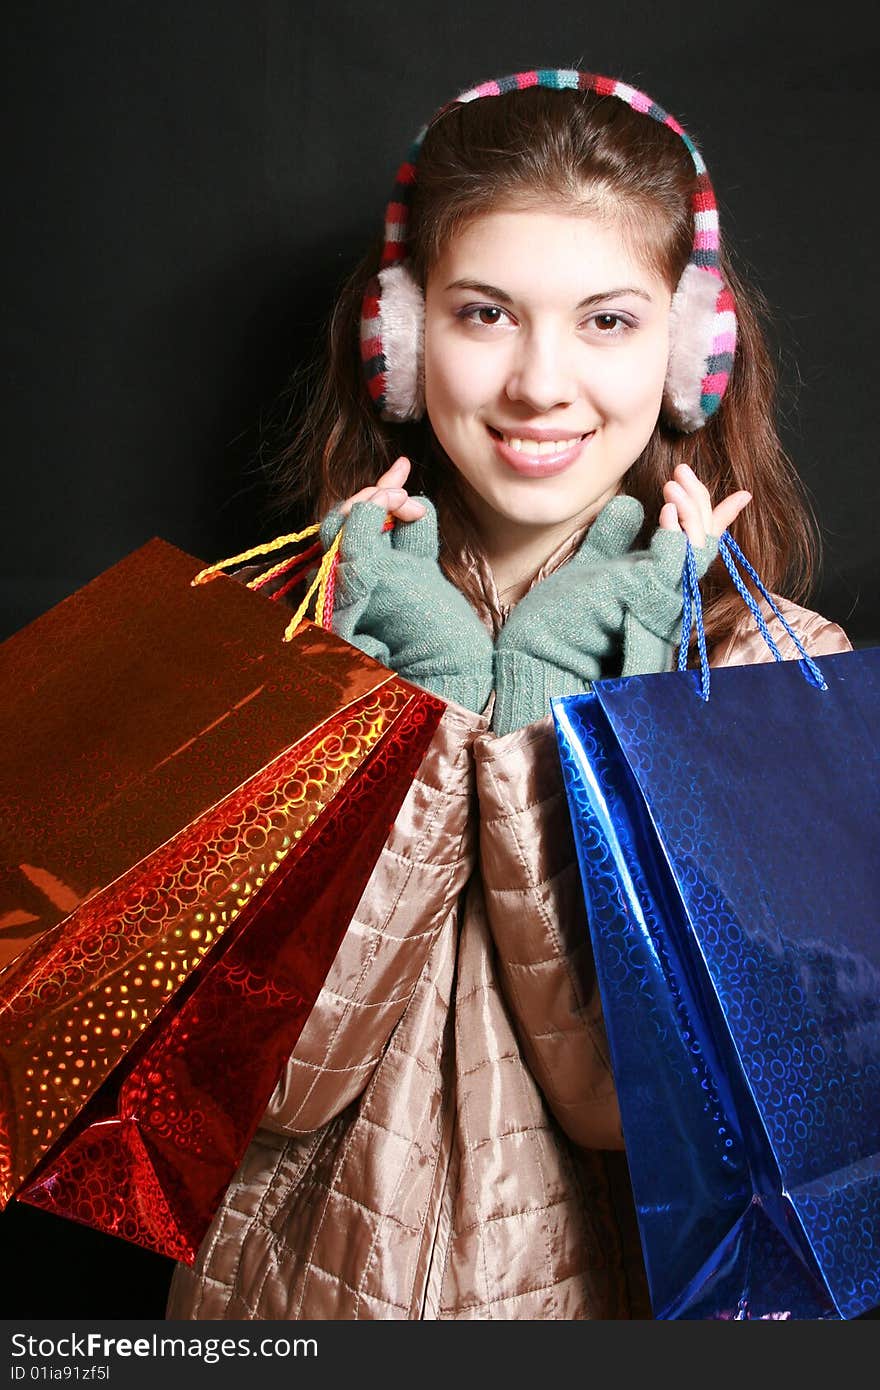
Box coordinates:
[491,495,718,735]
[319,497,494,714]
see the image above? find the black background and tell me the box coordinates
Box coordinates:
[2,1,878,1320]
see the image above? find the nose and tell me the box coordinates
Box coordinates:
[503,326,580,413]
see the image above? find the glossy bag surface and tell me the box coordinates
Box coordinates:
[553,645,880,1320]
[0,538,443,1259]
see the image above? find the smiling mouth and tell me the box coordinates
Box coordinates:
[485,424,596,478]
[486,425,594,455]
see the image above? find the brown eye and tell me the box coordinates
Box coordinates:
[595,313,621,331]
[458,304,510,327]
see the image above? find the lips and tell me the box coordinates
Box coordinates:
[486,424,595,478]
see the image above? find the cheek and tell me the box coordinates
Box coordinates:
[596,333,669,420]
[425,321,498,415]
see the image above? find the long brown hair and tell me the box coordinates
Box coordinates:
[259,85,820,660]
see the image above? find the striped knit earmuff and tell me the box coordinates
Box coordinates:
[360,68,737,434]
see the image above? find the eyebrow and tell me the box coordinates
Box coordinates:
[443,278,653,307]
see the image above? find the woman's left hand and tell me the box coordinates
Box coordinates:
[659,462,752,543]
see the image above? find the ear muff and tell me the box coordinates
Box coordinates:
[360,68,737,434]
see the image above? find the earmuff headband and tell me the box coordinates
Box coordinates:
[361,68,737,432]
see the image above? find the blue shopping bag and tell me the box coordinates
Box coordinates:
[552,535,880,1320]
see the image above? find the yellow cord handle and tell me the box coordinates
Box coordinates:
[282,531,341,642]
[190,522,321,587]
[190,522,342,641]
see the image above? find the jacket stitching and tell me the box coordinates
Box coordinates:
[261,1181,421,1234]
[483,863,580,896]
[352,923,458,1318]
[448,1267,601,1314]
[229,1128,324,1316]
[508,997,556,1306]
[334,918,443,945]
[478,759,614,1110]
[303,986,416,1010]
[274,736,472,1132]
[468,1121,550,1152]
[479,789,565,825]
[293,894,458,1318]
[343,1110,444,1156]
[459,1049,521,1079]
[184,1154,280,1317]
[500,950,591,970]
[278,1261,411,1313]
[279,1054,382,1076]
[480,760,581,1009]
[455,985,495,1318]
[454,1191,588,1237]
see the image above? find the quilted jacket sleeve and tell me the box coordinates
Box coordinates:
[473,715,624,1150]
[710,593,853,667]
[259,699,485,1136]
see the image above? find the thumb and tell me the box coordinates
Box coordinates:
[319,505,347,551]
[574,495,645,567]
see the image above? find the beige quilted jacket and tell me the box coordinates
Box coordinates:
[166,538,852,1320]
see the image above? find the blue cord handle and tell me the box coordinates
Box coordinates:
[677,532,829,701]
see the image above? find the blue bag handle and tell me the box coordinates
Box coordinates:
[678,532,829,702]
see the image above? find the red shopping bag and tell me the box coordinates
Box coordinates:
[0,534,443,1260]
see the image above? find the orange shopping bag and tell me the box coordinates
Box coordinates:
[0,534,443,1260]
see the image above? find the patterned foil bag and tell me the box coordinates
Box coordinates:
[0,537,443,1260]
[553,645,880,1320]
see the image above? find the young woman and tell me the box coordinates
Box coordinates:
[167,68,852,1321]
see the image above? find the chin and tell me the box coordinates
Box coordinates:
[488,486,593,530]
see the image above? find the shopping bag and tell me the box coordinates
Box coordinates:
[552,535,880,1320]
[0,534,443,1260]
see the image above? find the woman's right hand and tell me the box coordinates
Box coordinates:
[318,457,495,716]
[320,456,427,544]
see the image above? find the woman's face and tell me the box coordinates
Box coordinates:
[423,207,673,541]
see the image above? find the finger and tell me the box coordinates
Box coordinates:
[672,462,711,503]
[389,496,428,524]
[672,463,712,522]
[320,475,413,548]
[335,457,411,517]
[663,481,707,546]
[366,487,410,511]
[670,475,711,533]
[390,496,439,557]
[335,484,382,519]
[658,501,682,531]
[710,490,752,537]
[669,465,712,535]
[376,455,411,489]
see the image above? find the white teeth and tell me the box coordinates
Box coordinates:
[505,435,583,455]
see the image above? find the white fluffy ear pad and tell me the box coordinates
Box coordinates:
[663,263,729,433]
[375,263,425,421]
